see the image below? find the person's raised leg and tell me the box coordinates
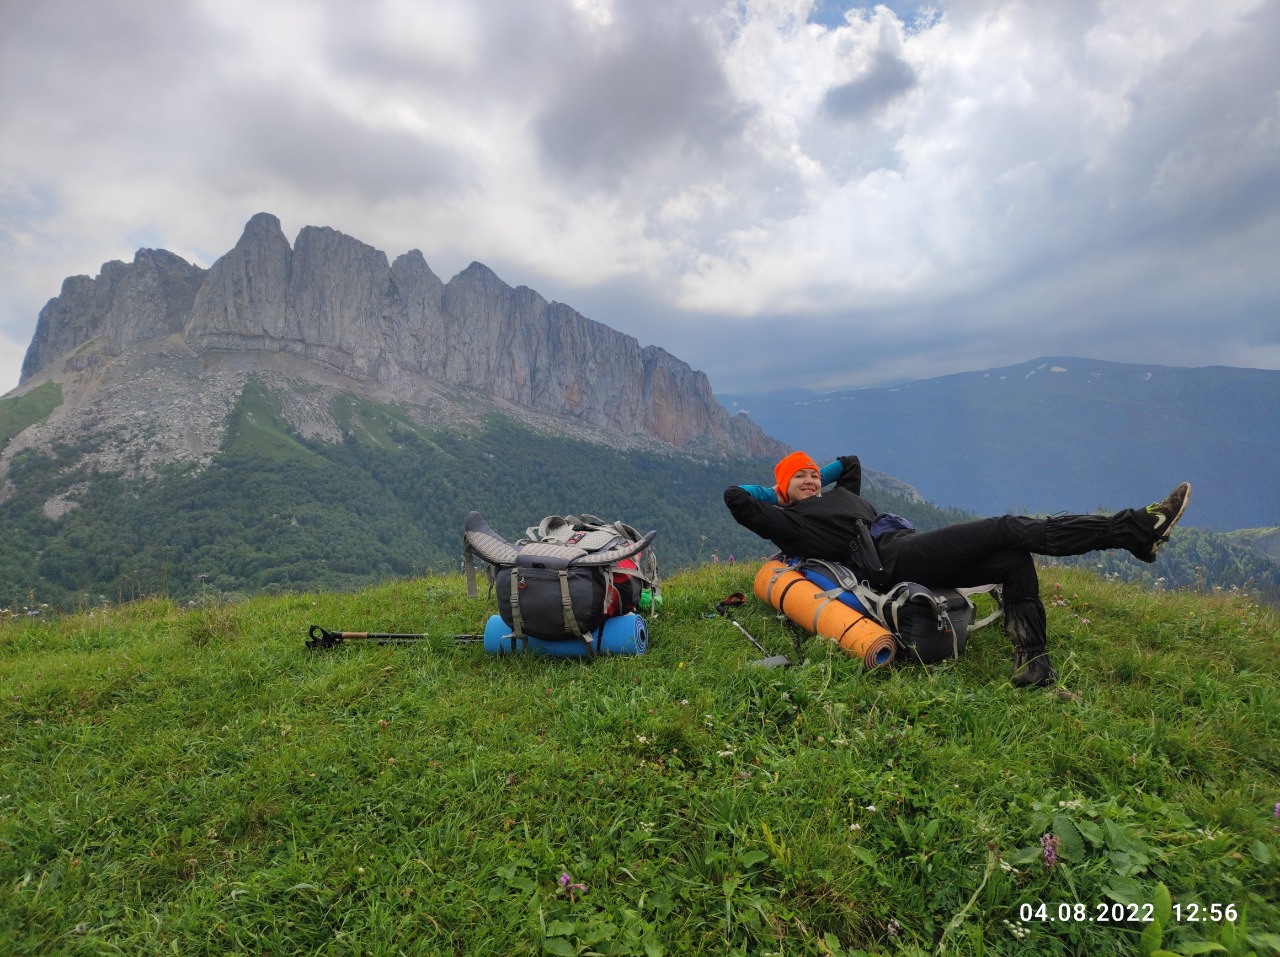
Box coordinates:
[1036,483,1192,562]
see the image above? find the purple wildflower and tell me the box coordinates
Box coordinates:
[1274,802,1279,819]
[558,872,586,902]
[1041,833,1060,868]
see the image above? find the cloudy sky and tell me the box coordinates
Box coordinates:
[2,0,1278,398]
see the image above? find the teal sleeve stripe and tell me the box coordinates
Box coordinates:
[820,459,843,486]
[737,484,778,503]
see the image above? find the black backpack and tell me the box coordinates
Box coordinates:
[462,512,658,649]
[796,558,1002,665]
[879,582,982,664]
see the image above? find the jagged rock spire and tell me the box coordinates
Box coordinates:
[19,213,787,456]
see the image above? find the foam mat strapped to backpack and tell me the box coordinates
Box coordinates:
[754,559,896,669]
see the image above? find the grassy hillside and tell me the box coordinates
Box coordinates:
[3,564,1278,956]
[0,381,61,446]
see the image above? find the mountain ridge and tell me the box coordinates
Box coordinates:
[18,212,786,461]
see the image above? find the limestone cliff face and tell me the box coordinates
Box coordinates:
[21,249,205,379]
[21,212,784,457]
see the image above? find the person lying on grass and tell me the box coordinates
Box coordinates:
[724,451,1190,689]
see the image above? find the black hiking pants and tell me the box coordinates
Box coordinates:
[872,510,1155,651]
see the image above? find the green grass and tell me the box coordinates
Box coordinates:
[222,376,325,465]
[2,565,1278,956]
[0,381,62,446]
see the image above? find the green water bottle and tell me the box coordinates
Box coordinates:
[639,588,663,613]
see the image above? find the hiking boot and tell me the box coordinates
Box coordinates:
[1011,648,1058,688]
[1133,482,1191,562]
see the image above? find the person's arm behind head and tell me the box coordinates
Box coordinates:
[832,455,861,495]
[734,483,783,504]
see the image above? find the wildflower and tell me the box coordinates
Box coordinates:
[717,748,735,757]
[887,918,901,938]
[1041,833,1060,868]
[1002,918,1030,940]
[1275,802,1279,819]
[558,872,586,903]
[849,823,862,832]
[865,805,877,813]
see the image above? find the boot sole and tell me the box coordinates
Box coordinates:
[1146,482,1191,560]
[1141,481,1187,565]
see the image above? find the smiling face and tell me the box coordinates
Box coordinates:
[786,467,822,502]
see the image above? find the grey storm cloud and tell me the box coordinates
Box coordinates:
[221,88,468,204]
[533,11,752,185]
[822,48,917,122]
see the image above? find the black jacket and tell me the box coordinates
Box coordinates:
[723,455,877,562]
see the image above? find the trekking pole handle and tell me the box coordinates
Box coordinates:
[307,625,427,649]
[714,592,746,616]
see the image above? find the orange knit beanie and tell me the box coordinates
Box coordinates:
[773,451,819,502]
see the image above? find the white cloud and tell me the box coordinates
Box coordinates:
[0,330,27,394]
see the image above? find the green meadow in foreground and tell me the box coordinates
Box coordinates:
[2,565,1278,956]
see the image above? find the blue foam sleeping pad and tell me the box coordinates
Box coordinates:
[799,565,873,615]
[482,613,649,657]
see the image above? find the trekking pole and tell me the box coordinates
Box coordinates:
[306,625,428,650]
[713,593,792,668]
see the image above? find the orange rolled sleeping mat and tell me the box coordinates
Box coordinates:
[753,559,896,670]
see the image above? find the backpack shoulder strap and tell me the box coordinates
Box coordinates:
[568,531,657,567]
[526,515,574,543]
[956,584,1004,630]
[796,558,889,625]
[462,511,519,597]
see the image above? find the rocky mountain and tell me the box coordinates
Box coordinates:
[16,212,787,471]
[0,213,820,606]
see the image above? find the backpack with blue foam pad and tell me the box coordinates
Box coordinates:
[462,511,659,656]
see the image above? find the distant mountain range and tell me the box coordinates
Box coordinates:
[719,358,1280,532]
